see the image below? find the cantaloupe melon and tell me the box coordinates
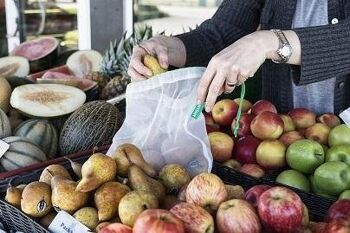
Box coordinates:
[0,136,47,171]
[0,77,12,113]
[59,101,121,155]
[0,109,11,138]
[10,84,86,118]
[14,119,58,157]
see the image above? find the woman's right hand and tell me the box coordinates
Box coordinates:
[128,35,187,81]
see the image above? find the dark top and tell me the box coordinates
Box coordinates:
[177,0,350,114]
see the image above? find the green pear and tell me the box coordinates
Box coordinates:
[118,191,158,227]
[158,164,191,193]
[21,181,52,218]
[51,176,88,214]
[94,182,130,221]
[314,161,350,196]
[39,164,72,186]
[128,165,166,201]
[76,153,117,192]
[326,144,350,165]
[73,207,99,230]
[328,124,350,147]
[286,139,325,174]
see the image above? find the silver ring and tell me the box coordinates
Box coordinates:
[226,81,237,87]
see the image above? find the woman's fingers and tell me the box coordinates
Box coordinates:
[205,71,226,112]
[129,46,152,77]
[153,46,169,69]
[128,66,147,82]
[197,66,216,104]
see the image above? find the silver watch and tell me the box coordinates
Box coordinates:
[271,29,292,63]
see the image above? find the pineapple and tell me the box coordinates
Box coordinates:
[97,25,160,100]
[100,75,130,100]
[85,71,110,91]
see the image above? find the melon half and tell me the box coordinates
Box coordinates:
[10,84,86,118]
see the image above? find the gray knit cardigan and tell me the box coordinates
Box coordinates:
[177,0,350,114]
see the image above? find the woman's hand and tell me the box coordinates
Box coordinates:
[197,30,279,112]
[128,35,187,81]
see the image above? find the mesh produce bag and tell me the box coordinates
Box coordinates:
[107,67,212,176]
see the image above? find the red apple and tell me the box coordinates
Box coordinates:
[216,199,261,233]
[204,113,220,133]
[186,173,227,213]
[233,98,253,113]
[256,140,286,169]
[324,219,350,233]
[170,202,214,233]
[309,222,327,233]
[317,113,342,129]
[280,114,296,132]
[251,100,278,116]
[208,132,234,162]
[245,185,271,207]
[325,200,350,223]
[240,164,265,178]
[258,187,304,233]
[212,99,239,126]
[279,131,305,147]
[233,135,261,164]
[133,209,185,233]
[231,113,254,137]
[99,223,132,233]
[289,108,316,129]
[305,123,331,145]
[251,112,284,140]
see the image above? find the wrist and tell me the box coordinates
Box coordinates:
[257,30,280,60]
[168,36,187,67]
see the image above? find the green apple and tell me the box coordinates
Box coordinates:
[339,190,350,200]
[276,170,310,192]
[314,161,350,196]
[310,175,337,199]
[328,124,350,147]
[326,144,350,165]
[286,139,325,174]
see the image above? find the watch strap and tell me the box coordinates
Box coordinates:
[271,29,292,63]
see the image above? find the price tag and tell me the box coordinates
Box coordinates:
[48,210,91,233]
[0,139,9,159]
[339,108,350,127]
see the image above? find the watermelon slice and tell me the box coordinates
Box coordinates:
[28,65,72,82]
[11,37,59,73]
[37,71,97,91]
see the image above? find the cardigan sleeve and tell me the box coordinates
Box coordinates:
[293,18,350,85]
[176,0,264,67]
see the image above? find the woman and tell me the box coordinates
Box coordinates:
[128,0,350,115]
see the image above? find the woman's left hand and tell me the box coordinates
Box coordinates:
[197,30,278,112]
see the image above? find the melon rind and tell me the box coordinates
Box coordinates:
[10,84,86,118]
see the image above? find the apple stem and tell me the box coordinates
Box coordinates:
[233,83,246,138]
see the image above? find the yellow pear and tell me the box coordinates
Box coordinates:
[51,176,88,214]
[73,207,99,230]
[95,181,130,221]
[158,164,191,193]
[5,184,26,208]
[118,191,158,227]
[65,156,82,178]
[39,164,72,186]
[128,165,165,201]
[76,153,117,192]
[111,143,156,177]
[143,54,167,77]
[21,181,52,218]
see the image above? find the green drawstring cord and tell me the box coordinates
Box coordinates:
[233,83,246,138]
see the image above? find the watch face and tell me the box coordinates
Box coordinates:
[281,45,292,56]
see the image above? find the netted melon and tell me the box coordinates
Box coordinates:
[59,101,121,155]
[0,136,47,171]
[14,119,58,157]
[10,84,86,118]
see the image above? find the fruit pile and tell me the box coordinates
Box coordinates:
[4,143,350,233]
[206,99,350,199]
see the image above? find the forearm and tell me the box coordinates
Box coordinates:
[264,30,301,65]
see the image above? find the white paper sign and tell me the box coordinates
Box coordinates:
[0,139,9,159]
[339,108,350,127]
[48,210,91,233]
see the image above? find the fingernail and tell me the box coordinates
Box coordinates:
[147,71,152,76]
